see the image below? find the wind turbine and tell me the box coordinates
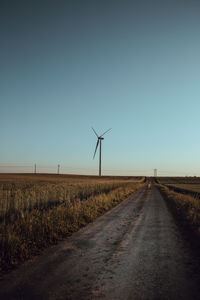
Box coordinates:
[92,127,111,176]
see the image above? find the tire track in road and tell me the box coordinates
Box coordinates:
[93,185,200,300]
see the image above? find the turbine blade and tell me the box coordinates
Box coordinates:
[93,139,99,159]
[100,128,112,137]
[92,127,99,138]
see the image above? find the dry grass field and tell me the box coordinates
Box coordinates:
[157,176,200,197]
[157,176,200,184]
[166,184,200,194]
[157,179,200,249]
[0,173,145,272]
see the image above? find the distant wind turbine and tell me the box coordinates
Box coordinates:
[92,127,111,176]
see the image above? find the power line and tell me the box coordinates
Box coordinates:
[0,164,200,176]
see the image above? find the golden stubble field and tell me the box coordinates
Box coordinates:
[0,173,145,272]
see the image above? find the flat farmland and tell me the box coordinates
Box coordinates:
[157,176,200,185]
[2,181,200,299]
[157,177,200,196]
[166,184,200,194]
[0,173,145,272]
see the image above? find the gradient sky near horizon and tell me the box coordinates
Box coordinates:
[1,0,200,176]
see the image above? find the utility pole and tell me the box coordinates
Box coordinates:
[34,164,37,174]
[154,168,157,177]
[57,164,60,174]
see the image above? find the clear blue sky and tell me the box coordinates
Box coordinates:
[1,0,200,176]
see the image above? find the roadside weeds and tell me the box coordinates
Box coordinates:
[156,184,200,248]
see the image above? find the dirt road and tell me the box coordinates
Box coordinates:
[1,184,200,299]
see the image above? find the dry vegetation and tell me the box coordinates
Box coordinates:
[165,184,200,195]
[157,183,200,243]
[157,176,200,184]
[157,176,200,199]
[156,177,200,240]
[0,174,145,272]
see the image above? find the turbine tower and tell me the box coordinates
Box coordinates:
[92,127,111,176]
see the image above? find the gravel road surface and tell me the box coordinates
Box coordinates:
[1,184,200,299]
